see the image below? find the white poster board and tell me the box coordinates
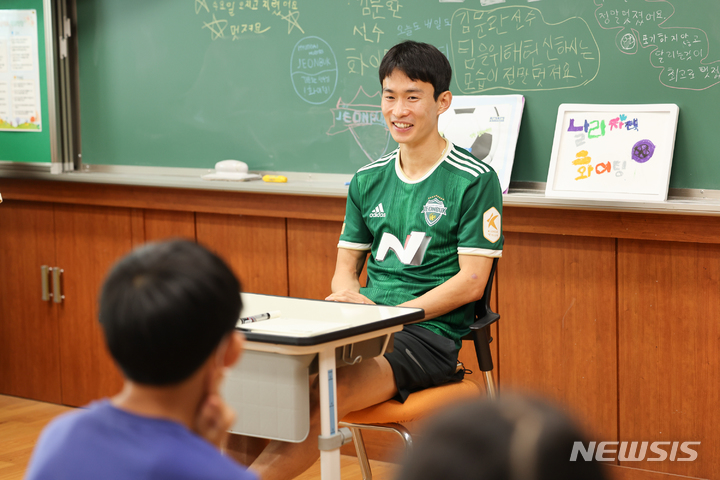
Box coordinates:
[438,95,524,194]
[0,9,42,132]
[546,104,679,202]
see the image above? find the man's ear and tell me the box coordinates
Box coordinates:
[436,90,452,116]
[223,331,244,368]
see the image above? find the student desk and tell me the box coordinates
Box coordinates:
[222,293,424,480]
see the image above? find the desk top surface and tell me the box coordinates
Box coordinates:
[236,293,424,346]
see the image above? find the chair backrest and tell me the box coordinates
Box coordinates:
[472,257,500,331]
[464,256,500,373]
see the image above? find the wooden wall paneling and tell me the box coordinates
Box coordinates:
[0,201,62,403]
[53,204,132,406]
[287,219,347,300]
[196,213,288,296]
[2,179,347,221]
[618,240,719,480]
[607,464,705,480]
[497,232,618,441]
[504,206,720,245]
[143,209,196,242]
[130,209,145,247]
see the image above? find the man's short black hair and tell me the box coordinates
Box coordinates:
[378,40,452,100]
[99,240,242,386]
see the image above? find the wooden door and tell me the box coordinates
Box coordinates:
[138,209,196,244]
[0,201,62,403]
[53,204,135,407]
[497,232,618,442]
[618,239,720,480]
[287,219,344,300]
[196,213,288,296]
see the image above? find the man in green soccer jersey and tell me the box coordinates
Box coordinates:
[250,40,503,480]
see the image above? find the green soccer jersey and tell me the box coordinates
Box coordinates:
[338,141,503,347]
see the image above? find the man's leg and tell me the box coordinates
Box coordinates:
[249,355,397,480]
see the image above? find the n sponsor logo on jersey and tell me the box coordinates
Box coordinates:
[376,232,431,266]
[421,196,447,227]
[483,207,501,243]
[370,203,386,218]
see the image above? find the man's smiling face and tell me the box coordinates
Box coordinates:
[381,69,445,149]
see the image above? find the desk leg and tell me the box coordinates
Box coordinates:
[318,346,341,480]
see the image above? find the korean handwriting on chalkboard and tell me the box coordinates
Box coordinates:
[596,0,720,90]
[195,0,301,38]
[451,6,600,93]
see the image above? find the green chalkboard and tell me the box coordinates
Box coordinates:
[76,0,720,189]
[0,0,52,163]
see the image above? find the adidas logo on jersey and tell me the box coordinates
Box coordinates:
[369,203,386,218]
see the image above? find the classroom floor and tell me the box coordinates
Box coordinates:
[0,395,398,480]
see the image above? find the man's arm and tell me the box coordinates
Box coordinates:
[325,248,373,303]
[327,251,493,318]
[399,254,493,320]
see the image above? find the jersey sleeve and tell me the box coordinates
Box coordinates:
[457,170,503,257]
[338,175,373,250]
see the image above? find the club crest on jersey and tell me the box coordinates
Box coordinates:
[421,196,447,227]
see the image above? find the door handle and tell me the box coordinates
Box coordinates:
[41,265,51,301]
[52,268,64,304]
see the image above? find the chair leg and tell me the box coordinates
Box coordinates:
[339,422,414,480]
[348,427,373,480]
[483,370,497,399]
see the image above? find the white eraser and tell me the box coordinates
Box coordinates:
[215,160,248,173]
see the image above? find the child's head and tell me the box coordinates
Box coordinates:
[99,240,242,386]
[397,394,607,480]
[379,40,452,101]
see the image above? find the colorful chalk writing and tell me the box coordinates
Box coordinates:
[334,1,406,161]
[344,47,387,77]
[327,87,391,162]
[194,0,301,39]
[344,1,405,78]
[449,6,600,93]
[594,0,720,90]
[397,17,452,37]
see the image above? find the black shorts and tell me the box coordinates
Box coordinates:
[384,324,464,403]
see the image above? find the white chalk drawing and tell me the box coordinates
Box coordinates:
[327,87,392,162]
[290,36,338,105]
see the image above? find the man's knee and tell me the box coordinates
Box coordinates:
[334,356,397,413]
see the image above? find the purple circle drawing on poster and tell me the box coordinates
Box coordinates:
[632,139,656,163]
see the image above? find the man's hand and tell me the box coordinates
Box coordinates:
[195,390,236,450]
[326,289,376,305]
